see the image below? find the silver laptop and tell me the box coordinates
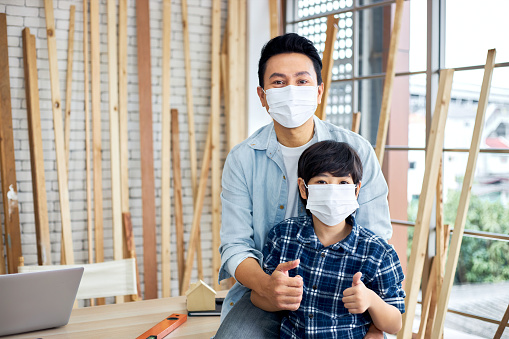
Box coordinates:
[0,267,84,337]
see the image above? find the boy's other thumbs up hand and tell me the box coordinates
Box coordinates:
[343,272,371,314]
[352,272,363,287]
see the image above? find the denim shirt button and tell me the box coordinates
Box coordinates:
[279,205,284,209]
[283,175,286,180]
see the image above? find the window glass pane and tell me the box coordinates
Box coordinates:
[325,81,354,129]
[357,77,384,143]
[445,0,509,68]
[444,236,509,338]
[409,74,427,148]
[443,152,509,232]
[409,0,426,72]
[358,6,384,76]
[444,67,509,147]
[296,0,353,20]
[356,0,386,6]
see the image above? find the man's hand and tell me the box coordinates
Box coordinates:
[363,323,384,339]
[342,272,373,314]
[251,259,303,311]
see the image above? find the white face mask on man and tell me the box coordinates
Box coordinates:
[305,183,359,226]
[263,85,318,128]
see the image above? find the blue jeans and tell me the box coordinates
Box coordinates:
[214,291,282,339]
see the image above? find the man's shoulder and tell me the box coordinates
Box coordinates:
[356,224,394,253]
[227,123,273,157]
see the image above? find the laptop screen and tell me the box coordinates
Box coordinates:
[0,267,83,336]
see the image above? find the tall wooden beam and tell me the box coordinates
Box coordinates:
[374,0,404,165]
[211,0,222,291]
[107,0,124,304]
[432,49,496,339]
[227,0,239,150]
[316,14,339,121]
[269,0,279,38]
[351,112,361,133]
[64,5,76,169]
[136,0,158,300]
[0,13,22,273]
[171,109,185,293]
[397,68,454,339]
[181,0,198,202]
[181,124,213,294]
[23,28,52,266]
[161,0,172,298]
[83,0,93,266]
[494,304,509,339]
[43,0,74,264]
[90,0,104,272]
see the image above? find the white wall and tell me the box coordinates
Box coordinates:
[0,0,227,299]
[247,0,272,136]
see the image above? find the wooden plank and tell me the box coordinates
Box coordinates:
[90,0,104,272]
[397,68,454,339]
[23,28,52,266]
[493,304,509,339]
[316,14,339,121]
[43,0,74,265]
[220,31,229,139]
[181,123,213,294]
[83,0,93,266]
[351,112,361,133]
[211,0,222,291]
[107,0,124,305]
[136,0,158,300]
[423,223,450,339]
[269,0,279,38]
[227,0,239,150]
[432,49,497,339]
[0,13,22,273]
[123,212,142,301]
[237,0,247,144]
[416,256,438,339]
[64,5,76,169]
[161,0,172,298]
[374,0,404,166]
[181,0,198,201]
[171,109,185,293]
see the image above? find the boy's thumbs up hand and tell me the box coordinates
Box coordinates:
[342,272,372,314]
[352,272,363,287]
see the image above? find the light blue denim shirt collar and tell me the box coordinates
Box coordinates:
[247,116,333,155]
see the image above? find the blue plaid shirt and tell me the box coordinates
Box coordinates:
[262,215,405,339]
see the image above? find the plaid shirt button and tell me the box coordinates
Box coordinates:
[321,252,325,258]
[312,285,317,290]
[308,314,313,319]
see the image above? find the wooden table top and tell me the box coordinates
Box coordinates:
[4,290,228,339]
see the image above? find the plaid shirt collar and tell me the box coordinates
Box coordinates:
[296,215,359,254]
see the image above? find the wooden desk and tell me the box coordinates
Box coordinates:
[4,290,228,339]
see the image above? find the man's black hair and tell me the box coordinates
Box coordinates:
[298,140,363,211]
[258,33,323,88]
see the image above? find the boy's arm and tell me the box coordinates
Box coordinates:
[342,273,402,334]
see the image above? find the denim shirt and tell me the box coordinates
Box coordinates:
[218,116,391,321]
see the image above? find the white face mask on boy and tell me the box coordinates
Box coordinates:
[305,183,359,226]
[264,85,318,128]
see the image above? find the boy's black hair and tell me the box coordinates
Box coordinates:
[298,140,363,211]
[258,33,323,88]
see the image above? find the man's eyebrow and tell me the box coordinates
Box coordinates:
[268,72,287,79]
[294,71,312,77]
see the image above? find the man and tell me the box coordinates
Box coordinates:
[216,33,391,338]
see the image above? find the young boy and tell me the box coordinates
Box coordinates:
[252,140,405,338]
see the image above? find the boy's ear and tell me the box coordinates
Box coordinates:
[298,178,307,199]
[355,181,362,198]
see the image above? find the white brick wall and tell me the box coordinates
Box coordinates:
[0,0,228,299]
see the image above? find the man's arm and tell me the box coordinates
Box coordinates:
[343,273,402,334]
[240,258,303,312]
